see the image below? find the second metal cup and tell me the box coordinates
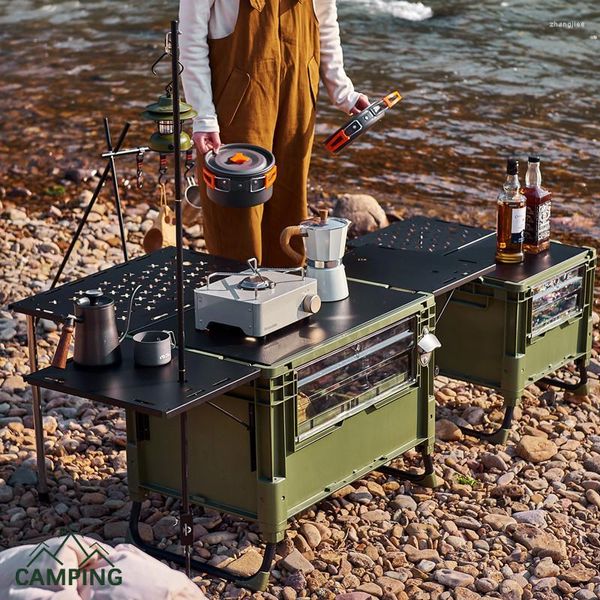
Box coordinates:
[133,330,176,367]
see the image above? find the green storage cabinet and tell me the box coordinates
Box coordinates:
[126,292,438,543]
[436,242,596,443]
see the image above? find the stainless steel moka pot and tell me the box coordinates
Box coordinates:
[280,210,351,302]
[52,289,135,369]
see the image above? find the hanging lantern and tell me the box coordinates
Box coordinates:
[141,94,197,153]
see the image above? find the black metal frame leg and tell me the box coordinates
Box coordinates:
[459,405,515,445]
[128,501,276,591]
[26,316,49,501]
[540,357,589,396]
[376,444,438,488]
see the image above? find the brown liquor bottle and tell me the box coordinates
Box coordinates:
[495,158,526,264]
[523,156,551,254]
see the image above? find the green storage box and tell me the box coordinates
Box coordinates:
[126,291,438,544]
[436,242,596,443]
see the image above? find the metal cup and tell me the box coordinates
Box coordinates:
[133,330,176,367]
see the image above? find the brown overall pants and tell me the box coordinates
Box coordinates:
[199,0,320,267]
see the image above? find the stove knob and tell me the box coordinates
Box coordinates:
[303,294,321,314]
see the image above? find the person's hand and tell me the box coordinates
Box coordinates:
[349,94,370,115]
[193,131,222,154]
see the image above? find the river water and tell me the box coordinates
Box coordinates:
[0,0,598,242]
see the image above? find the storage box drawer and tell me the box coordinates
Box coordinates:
[531,266,583,337]
[296,317,416,440]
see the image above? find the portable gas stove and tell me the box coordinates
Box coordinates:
[194,259,321,337]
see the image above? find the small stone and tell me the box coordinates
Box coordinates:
[19,491,36,508]
[280,549,314,574]
[284,572,307,593]
[282,586,297,600]
[81,492,106,505]
[348,551,375,569]
[513,510,547,528]
[362,509,390,522]
[104,521,129,539]
[585,488,600,508]
[454,588,482,600]
[2,375,27,393]
[334,594,373,600]
[534,558,560,578]
[483,513,516,531]
[436,419,463,442]
[332,485,355,498]
[392,494,417,511]
[475,578,498,593]
[481,452,508,471]
[435,569,475,588]
[0,479,14,503]
[417,560,436,573]
[54,502,70,515]
[510,523,567,561]
[8,466,37,486]
[227,550,264,577]
[499,579,523,600]
[357,582,383,597]
[561,563,596,584]
[153,515,179,539]
[42,416,58,434]
[516,436,558,463]
[376,575,405,595]
[202,531,237,545]
[81,505,109,518]
[299,523,322,549]
[583,455,600,475]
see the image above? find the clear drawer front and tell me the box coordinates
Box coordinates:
[531,266,583,337]
[296,317,416,440]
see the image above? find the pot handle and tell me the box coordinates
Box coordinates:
[280,226,305,264]
[52,317,75,369]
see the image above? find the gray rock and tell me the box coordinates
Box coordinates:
[8,466,37,486]
[280,549,314,574]
[348,551,375,569]
[153,515,179,539]
[103,521,129,539]
[202,531,237,545]
[435,569,475,588]
[513,510,547,528]
[392,494,418,511]
[0,479,14,503]
[583,455,600,475]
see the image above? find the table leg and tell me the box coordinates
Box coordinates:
[128,501,276,591]
[458,404,515,445]
[540,356,589,396]
[26,315,49,501]
[376,444,439,488]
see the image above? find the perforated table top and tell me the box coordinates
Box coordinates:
[10,248,244,331]
[347,216,494,254]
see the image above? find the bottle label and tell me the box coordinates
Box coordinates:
[525,201,552,244]
[511,207,526,244]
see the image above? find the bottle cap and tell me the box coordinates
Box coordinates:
[528,155,541,163]
[506,158,518,175]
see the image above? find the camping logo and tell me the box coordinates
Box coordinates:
[15,533,123,587]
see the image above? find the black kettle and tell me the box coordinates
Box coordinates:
[53,288,138,369]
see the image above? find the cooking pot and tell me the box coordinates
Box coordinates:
[203,143,277,208]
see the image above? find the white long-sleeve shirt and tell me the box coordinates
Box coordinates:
[179,0,360,133]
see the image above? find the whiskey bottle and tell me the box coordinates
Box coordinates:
[495,158,526,264]
[523,156,552,254]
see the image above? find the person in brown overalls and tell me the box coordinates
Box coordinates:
[180,0,368,267]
